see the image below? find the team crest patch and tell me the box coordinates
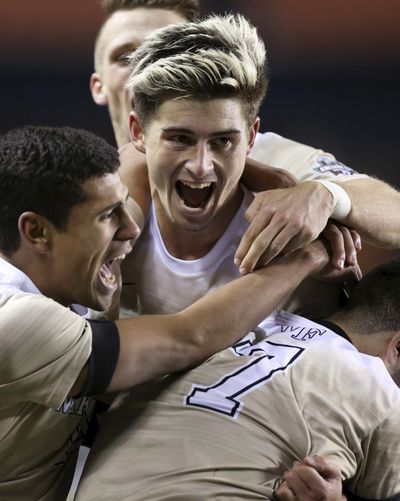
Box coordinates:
[313,155,359,176]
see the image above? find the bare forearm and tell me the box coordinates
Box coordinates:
[241,156,298,191]
[335,177,400,248]
[179,246,325,347]
[110,244,327,391]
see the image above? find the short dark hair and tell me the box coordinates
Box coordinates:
[100,0,200,21]
[341,259,400,334]
[0,126,119,255]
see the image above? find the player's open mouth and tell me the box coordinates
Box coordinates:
[176,180,215,209]
[98,253,127,289]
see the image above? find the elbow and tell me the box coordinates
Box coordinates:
[174,317,212,369]
[183,328,210,366]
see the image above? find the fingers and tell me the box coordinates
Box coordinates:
[235,214,314,274]
[235,191,291,273]
[282,462,328,497]
[274,456,344,501]
[235,184,353,275]
[244,191,266,222]
[235,184,334,274]
[350,229,362,252]
[302,455,342,481]
[322,223,345,269]
[341,227,362,268]
[234,206,274,273]
[322,223,361,272]
[274,481,296,500]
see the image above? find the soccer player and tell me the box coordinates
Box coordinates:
[118,12,360,322]
[76,240,400,500]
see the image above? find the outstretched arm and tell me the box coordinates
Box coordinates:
[334,176,400,248]
[71,239,340,396]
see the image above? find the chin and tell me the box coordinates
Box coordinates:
[77,294,110,316]
[92,297,113,315]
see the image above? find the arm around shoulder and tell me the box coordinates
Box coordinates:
[75,240,332,395]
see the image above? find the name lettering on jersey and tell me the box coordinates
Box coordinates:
[313,155,359,176]
[54,396,95,466]
[57,396,92,416]
[280,324,327,341]
[185,339,304,419]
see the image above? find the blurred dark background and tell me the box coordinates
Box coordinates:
[1,0,399,187]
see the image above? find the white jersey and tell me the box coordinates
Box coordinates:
[250,132,367,182]
[121,185,344,319]
[76,311,400,500]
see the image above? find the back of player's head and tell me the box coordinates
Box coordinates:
[126,14,268,126]
[341,259,400,334]
[100,0,200,21]
[0,126,119,255]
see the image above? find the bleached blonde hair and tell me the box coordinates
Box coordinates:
[126,14,268,125]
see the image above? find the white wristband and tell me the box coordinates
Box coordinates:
[311,180,352,221]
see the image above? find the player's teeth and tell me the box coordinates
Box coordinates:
[182,181,211,189]
[105,274,116,284]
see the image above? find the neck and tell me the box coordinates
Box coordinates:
[0,250,31,278]
[326,312,383,358]
[112,122,130,150]
[155,187,244,260]
[325,313,356,345]
[3,249,67,304]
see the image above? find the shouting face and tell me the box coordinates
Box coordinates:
[130,97,258,247]
[48,173,140,311]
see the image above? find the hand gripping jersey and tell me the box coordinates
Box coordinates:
[76,310,400,500]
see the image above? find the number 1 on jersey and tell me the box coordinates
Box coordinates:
[185,339,304,419]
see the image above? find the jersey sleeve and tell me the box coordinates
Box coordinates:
[0,292,92,409]
[249,132,368,182]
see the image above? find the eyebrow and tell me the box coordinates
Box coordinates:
[161,127,241,137]
[109,42,138,59]
[98,191,130,215]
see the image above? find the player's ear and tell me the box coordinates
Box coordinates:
[247,117,260,153]
[90,72,108,106]
[18,212,53,254]
[385,330,400,376]
[129,111,146,154]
